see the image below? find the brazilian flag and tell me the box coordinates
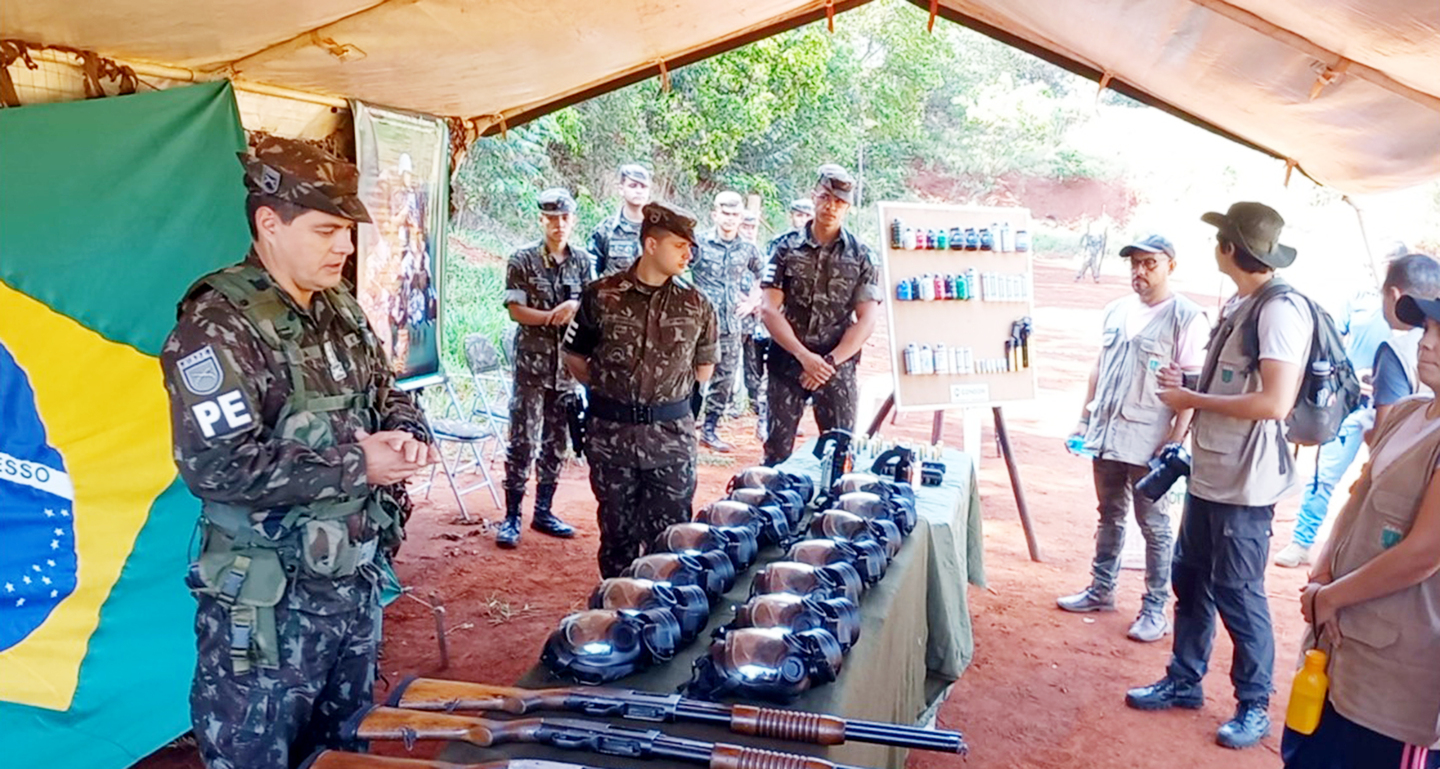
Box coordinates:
[0,81,250,767]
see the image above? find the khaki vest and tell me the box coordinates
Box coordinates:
[1325,396,1440,748]
[1085,296,1205,466]
[1189,283,1307,506]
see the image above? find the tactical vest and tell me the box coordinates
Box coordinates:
[1189,281,1308,507]
[1324,396,1440,748]
[1084,296,1204,466]
[181,263,399,672]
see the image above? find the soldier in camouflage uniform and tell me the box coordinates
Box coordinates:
[496,188,589,547]
[161,137,434,769]
[564,202,718,577]
[588,164,652,277]
[691,191,763,453]
[760,165,884,465]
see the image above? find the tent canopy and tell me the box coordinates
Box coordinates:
[4,0,1438,194]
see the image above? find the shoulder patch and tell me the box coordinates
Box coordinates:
[176,346,224,396]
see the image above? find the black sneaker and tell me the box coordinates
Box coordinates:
[1125,677,1204,710]
[1216,701,1270,749]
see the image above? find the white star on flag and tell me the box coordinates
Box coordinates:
[60,509,70,517]
[16,598,25,607]
[3,583,12,593]
[22,576,31,584]
[41,577,51,585]
[46,560,55,567]
[31,565,40,572]
[50,590,58,598]
[51,540,59,549]
[44,509,54,517]
[53,528,63,537]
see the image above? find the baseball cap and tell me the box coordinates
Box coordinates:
[815,164,856,204]
[714,191,744,210]
[741,211,760,224]
[240,136,371,223]
[619,164,652,185]
[537,188,577,215]
[1119,234,1176,259]
[1396,294,1440,329]
[789,199,815,215]
[1201,202,1297,269]
[641,201,698,245]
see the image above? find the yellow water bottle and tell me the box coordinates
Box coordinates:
[1285,649,1329,735]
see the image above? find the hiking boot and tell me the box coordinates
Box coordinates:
[1216,701,1271,749]
[1273,542,1311,568]
[1056,587,1116,613]
[1127,610,1172,643]
[497,489,524,549]
[1126,677,1204,710]
[529,483,575,538]
[700,420,734,453]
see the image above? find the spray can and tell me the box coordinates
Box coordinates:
[934,343,950,374]
[918,345,934,375]
[979,227,994,251]
[896,279,913,301]
[949,227,964,250]
[965,228,979,250]
[999,222,1013,252]
[889,219,902,249]
[904,343,919,375]
[1015,229,1031,252]
[936,228,948,250]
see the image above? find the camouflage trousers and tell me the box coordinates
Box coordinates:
[763,360,858,466]
[742,324,766,410]
[505,383,572,491]
[589,458,696,577]
[702,334,742,424]
[191,576,379,769]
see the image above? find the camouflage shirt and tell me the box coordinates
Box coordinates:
[691,228,763,337]
[588,210,644,277]
[761,223,884,353]
[161,253,429,546]
[564,264,718,468]
[503,240,593,389]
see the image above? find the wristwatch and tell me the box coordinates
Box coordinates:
[823,353,837,367]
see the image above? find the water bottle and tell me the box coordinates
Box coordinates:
[965,228,979,250]
[896,279,912,301]
[1066,435,1095,458]
[1310,360,1333,407]
[1285,649,1329,735]
[927,229,937,250]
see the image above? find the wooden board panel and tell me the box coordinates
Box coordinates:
[877,201,1038,411]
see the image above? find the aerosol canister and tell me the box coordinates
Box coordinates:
[904,343,919,374]
[961,346,974,374]
[951,346,965,374]
[890,219,903,249]
[965,268,978,300]
[979,227,994,251]
[908,227,920,250]
[936,228,948,250]
[952,274,966,300]
[934,343,950,375]
[999,222,1013,252]
[965,228,979,250]
[944,274,957,300]
[930,229,940,250]
[1015,229,1031,252]
[918,345,934,375]
[949,227,965,250]
[916,274,934,301]
[930,274,944,301]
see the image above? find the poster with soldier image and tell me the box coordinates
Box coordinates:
[352,100,449,389]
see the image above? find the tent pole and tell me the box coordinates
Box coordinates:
[1342,196,1382,290]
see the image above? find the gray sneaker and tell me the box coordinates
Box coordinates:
[1127,610,1172,642]
[1056,587,1115,613]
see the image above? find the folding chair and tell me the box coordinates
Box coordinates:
[417,375,502,522]
[462,332,514,463]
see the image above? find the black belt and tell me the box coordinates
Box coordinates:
[588,393,690,425]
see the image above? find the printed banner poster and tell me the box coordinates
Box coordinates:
[352,100,449,389]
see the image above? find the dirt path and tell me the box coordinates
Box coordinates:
[140,256,1312,768]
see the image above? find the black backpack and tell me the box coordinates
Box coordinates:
[1237,281,1363,446]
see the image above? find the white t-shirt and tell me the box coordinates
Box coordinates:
[1371,397,1440,477]
[1219,290,1313,366]
[1102,295,1210,373]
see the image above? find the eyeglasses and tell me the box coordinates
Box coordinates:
[1130,256,1168,272]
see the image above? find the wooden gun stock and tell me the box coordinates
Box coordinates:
[392,677,569,715]
[353,706,542,747]
[710,745,845,769]
[304,751,601,769]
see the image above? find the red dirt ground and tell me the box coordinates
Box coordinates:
[139,256,1311,768]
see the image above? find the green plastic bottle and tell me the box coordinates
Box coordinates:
[1285,649,1329,735]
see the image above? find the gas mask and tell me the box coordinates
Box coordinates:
[809,509,902,560]
[541,608,681,684]
[727,486,806,528]
[654,522,758,572]
[829,490,916,536]
[686,627,843,702]
[726,592,861,651]
[833,472,917,511]
[728,466,815,507]
[694,500,790,546]
[620,551,735,601]
[589,577,711,645]
[786,538,888,586]
[749,560,862,603]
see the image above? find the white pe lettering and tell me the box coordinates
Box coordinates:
[191,390,253,438]
[192,401,223,438]
[217,391,253,429]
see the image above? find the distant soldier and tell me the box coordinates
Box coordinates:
[691,191,764,452]
[564,202,717,577]
[496,188,591,548]
[764,199,815,256]
[739,209,760,245]
[161,137,435,768]
[760,165,883,465]
[588,164,652,277]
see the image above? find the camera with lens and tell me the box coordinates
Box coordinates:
[1135,442,1191,502]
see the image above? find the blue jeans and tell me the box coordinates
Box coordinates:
[1293,410,1369,547]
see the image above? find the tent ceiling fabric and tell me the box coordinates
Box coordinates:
[3,0,1437,193]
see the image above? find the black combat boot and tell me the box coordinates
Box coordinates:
[700,416,734,453]
[530,483,576,538]
[497,488,524,548]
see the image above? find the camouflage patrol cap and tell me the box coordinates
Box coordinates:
[714,191,744,210]
[538,187,577,215]
[789,198,816,215]
[240,136,371,223]
[815,164,856,204]
[741,210,760,224]
[619,164,652,185]
[640,201,697,245]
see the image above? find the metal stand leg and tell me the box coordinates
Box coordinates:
[993,406,1042,562]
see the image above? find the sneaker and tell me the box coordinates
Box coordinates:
[1056,587,1116,613]
[1216,701,1271,749]
[1273,542,1311,568]
[1125,677,1204,710]
[1127,610,1172,643]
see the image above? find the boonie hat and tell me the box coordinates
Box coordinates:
[1119,234,1176,260]
[641,201,698,245]
[815,164,856,204]
[240,136,371,223]
[538,188,577,215]
[1201,201,1296,269]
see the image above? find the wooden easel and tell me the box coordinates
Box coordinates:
[865,393,1042,562]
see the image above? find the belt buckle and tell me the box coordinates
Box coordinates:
[632,403,652,425]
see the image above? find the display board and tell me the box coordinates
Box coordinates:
[878,202,1037,411]
[353,100,449,390]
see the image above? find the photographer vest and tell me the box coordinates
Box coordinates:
[1084,295,1204,467]
[1189,280,1309,507]
[1324,396,1440,748]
